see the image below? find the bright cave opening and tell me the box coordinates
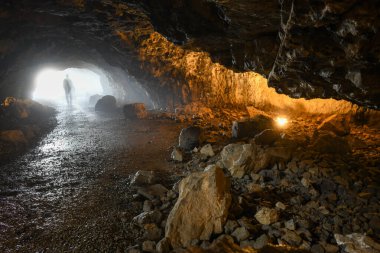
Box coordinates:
[32,68,105,106]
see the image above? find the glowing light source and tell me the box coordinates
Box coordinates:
[33,68,104,105]
[275,117,289,127]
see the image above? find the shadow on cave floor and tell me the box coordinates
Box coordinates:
[0,105,184,252]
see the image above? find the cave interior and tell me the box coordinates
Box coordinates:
[0,0,379,252]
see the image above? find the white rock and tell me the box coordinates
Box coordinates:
[221,143,253,178]
[275,202,286,210]
[231,227,250,242]
[200,144,215,157]
[254,207,279,225]
[165,166,231,248]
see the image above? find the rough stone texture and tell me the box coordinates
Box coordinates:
[171,147,183,162]
[221,144,253,178]
[165,166,231,248]
[254,207,279,225]
[0,1,379,111]
[95,95,117,112]
[123,103,148,119]
[178,126,202,151]
[317,114,351,136]
[200,144,214,157]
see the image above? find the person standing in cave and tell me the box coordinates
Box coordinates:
[63,74,73,106]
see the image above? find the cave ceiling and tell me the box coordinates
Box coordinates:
[0,0,379,108]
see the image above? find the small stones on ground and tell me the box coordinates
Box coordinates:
[200,144,215,157]
[253,234,269,249]
[137,184,169,200]
[285,219,296,230]
[156,237,171,253]
[224,220,239,234]
[275,201,286,210]
[131,170,156,186]
[142,240,156,252]
[254,207,279,225]
[231,227,250,242]
[143,223,162,241]
[281,229,302,246]
[132,210,163,227]
[171,147,183,162]
[221,143,253,178]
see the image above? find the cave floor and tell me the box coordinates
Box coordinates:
[0,106,184,252]
[0,105,380,253]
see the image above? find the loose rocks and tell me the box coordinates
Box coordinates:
[221,143,253,178]
[165,166,231,248]
[254,207,279,225]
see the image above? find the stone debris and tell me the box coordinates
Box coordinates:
[231,227,250,242]
[165,166,231,248]
[254,207,279,225]
[171,147,183,162]
[221,143,253,178]
[123,103,148,119]
[137,184,169,200]
[125,109,380,253]
[334,233,380,253]
[200,144,215,157]
[130,170,156,186]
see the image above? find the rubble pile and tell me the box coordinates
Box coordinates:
[125,105,380,253]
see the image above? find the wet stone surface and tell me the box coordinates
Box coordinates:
[0,106,183,252]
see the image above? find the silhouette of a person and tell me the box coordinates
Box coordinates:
[63,74,73,106]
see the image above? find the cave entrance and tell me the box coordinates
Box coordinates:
[32,68,105,106]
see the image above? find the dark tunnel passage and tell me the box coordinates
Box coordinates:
[0,1,379,253]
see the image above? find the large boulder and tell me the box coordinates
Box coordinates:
[94,95,117,112]
[317,114,351,136]
[232,115,274,139]
[221,143,254,178]
[178,126,202,151]
[123,103,148,119]
[165,166,231,248]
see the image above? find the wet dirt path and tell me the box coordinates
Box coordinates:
[0,106,183,252]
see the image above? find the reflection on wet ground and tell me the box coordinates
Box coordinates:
[0,106,182,252]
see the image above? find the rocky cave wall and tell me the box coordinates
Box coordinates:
[0,0,379,113]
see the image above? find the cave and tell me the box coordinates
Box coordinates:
[0,1,379,252]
